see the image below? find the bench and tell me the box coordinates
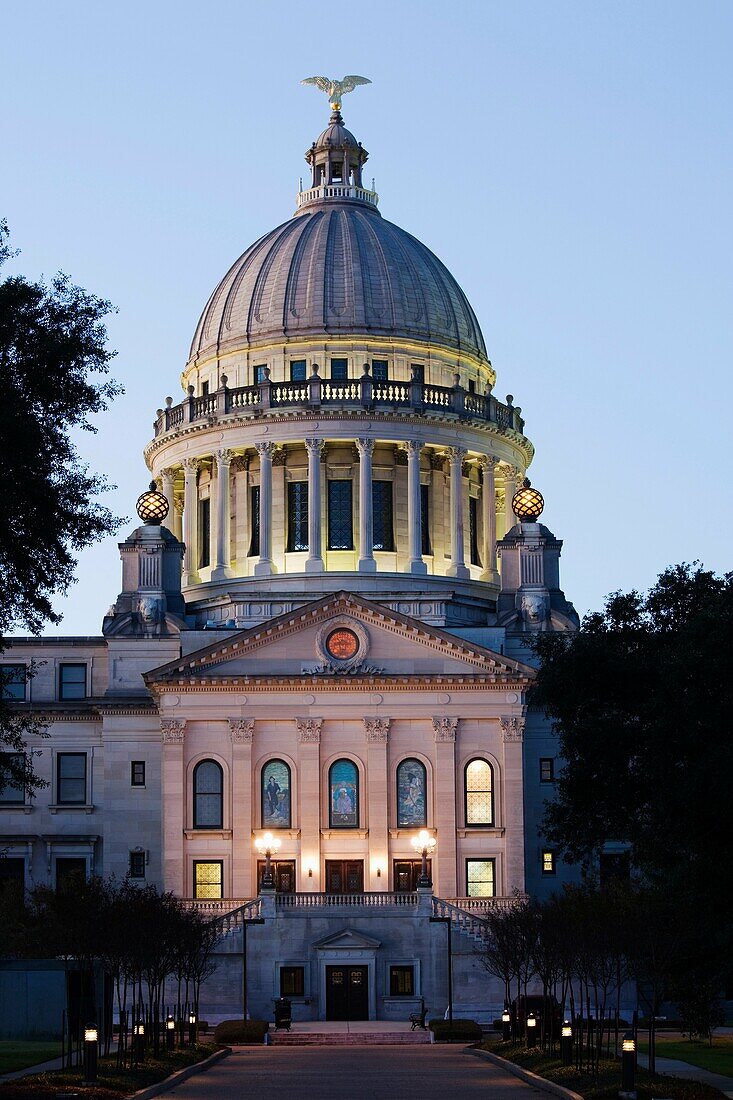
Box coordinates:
[409,1003,429,1030]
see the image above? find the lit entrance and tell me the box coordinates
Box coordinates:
[325,860,364,894]
[325,965,369,1021]
[393,859,431,891]
[257,859,296,893]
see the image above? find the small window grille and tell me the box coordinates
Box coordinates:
[290,360,307,381]
[287,482,309,552]
[371,360,388,381]
[328,481,353,550]
[330,358,348,380]
[372,481,394,552]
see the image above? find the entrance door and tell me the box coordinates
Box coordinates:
[325,965,369,1020]
[257,859,296,893]
[325,860,364,894]
[393,859,431,892]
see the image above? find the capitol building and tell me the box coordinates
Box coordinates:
[1,88,580,1023]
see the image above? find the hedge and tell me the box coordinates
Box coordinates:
[429,1019,483,1042]
[214,1019,269,1044]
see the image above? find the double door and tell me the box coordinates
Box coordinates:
[325,965,368,1021]
[257,859,296,893]
[325,860,364,894]
[393,859,431,892]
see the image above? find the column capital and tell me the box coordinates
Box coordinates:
[181,457,199,476]
[479,454,499,470]
[364,717,391,743]
[255,440,275,459]
[355,437,375,458]
[500,715,525,743]
[432,716,458,742]
[500,463,519,480]
[173,497,184,516]
[447,446,467,463]
[161,718,186,744]
[295,717,322,743]
[228,717,254,744]
[215,448,233,467]
[304,437,326,456]
[405,439,422,459]
[161,466,177,481]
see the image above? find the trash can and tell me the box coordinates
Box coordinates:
[274,997,292,1031]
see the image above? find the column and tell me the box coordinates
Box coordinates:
[500,714,527,894]
[161,719,186,895]
[212,449,233,580]
[254,441,275,576]
[229,719,254,897]
[503,464,519,536]
[480,455,499,584]
[160,468,176,533]
[446,447,469,579]
[304,437,324,572]
[181,458,199,585]
[296,718,322,890]
[364,718,390,888]
[406,440,427,574]
[356,437,375,572]
[432,716,458,896]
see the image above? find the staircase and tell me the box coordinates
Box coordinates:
[267,1028,431,1046]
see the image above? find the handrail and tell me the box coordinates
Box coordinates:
[276,891,418,908]
[183,896,262,935]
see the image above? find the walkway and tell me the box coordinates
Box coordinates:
[637,1053,733,1098]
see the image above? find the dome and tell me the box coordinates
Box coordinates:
[313,119,359,150]
[189,203,488,365]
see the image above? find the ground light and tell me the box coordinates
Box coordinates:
[188,1011,197,1047]
[620,1031,637,1099]
[502,1006,511,1042]
[166,1014,175,1051]
[83,1023,98,1083]
[526,1011,537,1046]
[133,1022,145,1063]
[561,1019,573,1065]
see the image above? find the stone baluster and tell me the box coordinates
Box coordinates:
[304,437,325,572]
[254,441,275,576]
[480,455,499,584]
[181,458,199,585]
[446,447,469,579]
[406,440,427,574]
[212,449,233,581]
[356,438,375,573]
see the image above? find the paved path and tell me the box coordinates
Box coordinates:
[167,1046,545,1099]
[637,1053,733,1097]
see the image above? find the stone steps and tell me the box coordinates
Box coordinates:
[268,1030,432,1046]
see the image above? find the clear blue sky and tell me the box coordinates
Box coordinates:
[3,0,731,634]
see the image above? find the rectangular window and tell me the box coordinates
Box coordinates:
[193,860,223,899]
[290,359,307,381]
[542,850,556,875]
[201,380,209,397]
[1,664,26,701]
[372,481,394,552]
[59,664,86,701]
[249,485,260,556]
[467,378,476,393]
[469,496,481,566]
[0,857,25,897]
[254,365,268,384]
[330,358,348,380]
[129,850,146,878]
[371,359,388,381]
[280,966,305,996]
[410,364,425,383]
[56,857,86,891]
[328,480,353,550]
[539,758,555,783]
[420,484,431,555]
[57,752,87,805]
[389,965,415,996]
[131,761,146,787]
[466,858,495,897]
[198,497,211,568]
[0,753,25,803]
[287,482,309,552]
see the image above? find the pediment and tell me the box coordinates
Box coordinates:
[144,591,535,687]
[312,927,382,950]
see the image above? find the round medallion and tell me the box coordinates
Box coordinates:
[325,628,360,661]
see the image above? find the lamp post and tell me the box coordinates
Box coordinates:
[502,1006,512,1042]
[561,1019,573,1066]
[187,1011,197,1048]
[527,1011,538,1047]
[166,1014,175,1051]
[620,1031,637,1099]
[83,1023,98,1083]
[410,829,436,887]
[255,831,282,888]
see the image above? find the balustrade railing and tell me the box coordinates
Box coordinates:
[276,891,418,909]
[296,183,379,209]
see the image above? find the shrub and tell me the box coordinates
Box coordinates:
[214,1018,269,1044]
[429,1019,483,1042]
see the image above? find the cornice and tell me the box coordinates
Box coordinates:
[150,674,530,692]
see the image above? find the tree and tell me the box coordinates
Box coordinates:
[529,564,733,986]
[0,221,122,795]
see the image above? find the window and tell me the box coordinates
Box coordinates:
[57,752,87,804]
[56,857,86,892]
[194,860,223,899]
[542,850,556,875]
[129,850,146,878]
[1,664,26,701]
[0,753,25,803]
[328,480,353,550]
[0,857,25,899]
[330,358,348,380]
[372,481,394,552]
[254,365,268,384]
[539,758,555,783]
[59,664,86,700]
[198,498,211,568]
[131,761,146,787]
[465,759,493,826]
[280,966,305,996]
[396,759,427,827]
[249,485,260,556]
[201,380,209,398]
[389,965,415,996]
[290,359,307,381]
[467,379,476,394]
[410,364,425,383]
[262,759,291,828]
[329,759,359,828]
[371,360,388,381]
[193,760,223,828]
[421,484,431,555]
[287,482,309,552]
[466,858,495,897]
[469,496,481,566]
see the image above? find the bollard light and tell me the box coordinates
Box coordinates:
[166,1014,175,1051]
[526,1012,537,1046]
[133,1021,145,1063]
[561,1019,573,1065]
[83,1022,98,1083]
[188,1011,197,1047]
[501,1006,511,1042]
[620,1031,636,1099]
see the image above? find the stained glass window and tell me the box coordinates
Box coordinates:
[254,365,267,383]
[372,481,394,551]
[396,759,427,827]
[194,861,223,899]
[287,482,309,552]
[542,851,556,875]
[328,480,353,550]
[465,759,493,825]
[249,486,260,556]
[193,760,223,828]
[469,496,481,566]
[329,759,359,828]
[262,760,291,828]
[421,483,431,555]
[466,858,495,897]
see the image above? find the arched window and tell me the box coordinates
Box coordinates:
[465,758,493,826]
[193,760,223,828]
[396,758,427,827]
[329,759,359,828]
[262,759,291,828]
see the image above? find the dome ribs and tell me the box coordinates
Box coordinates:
[284,211,323,325]
[378,218,428,330]
[351,209,393,329]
